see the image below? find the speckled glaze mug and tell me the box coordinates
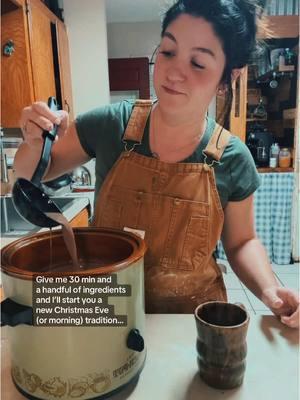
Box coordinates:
[195,301,250,389]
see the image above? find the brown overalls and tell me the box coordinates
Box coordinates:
[93,100,232,313]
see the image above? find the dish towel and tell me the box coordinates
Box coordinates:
[217,173,295,265]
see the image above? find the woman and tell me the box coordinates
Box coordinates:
[15,0,299,326]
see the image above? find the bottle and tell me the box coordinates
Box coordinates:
[269,143,280,168]
[284,48,294,66]
[279,148,291,168]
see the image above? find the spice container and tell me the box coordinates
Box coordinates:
[269,143,280,168]
[278,148,291,168]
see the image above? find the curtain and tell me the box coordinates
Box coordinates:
[217,173,294,265]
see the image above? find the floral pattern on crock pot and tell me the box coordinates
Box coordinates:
[68,378,90,398]
[41,377,67,397]
[22,369,42,393]
[67,371,111,397]
[12,365,23,385]
[87,371,111,394]
[11,366,112,398]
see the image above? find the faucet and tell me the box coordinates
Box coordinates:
[1,127,9,183]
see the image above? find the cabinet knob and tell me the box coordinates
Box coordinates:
[3,40,15,57]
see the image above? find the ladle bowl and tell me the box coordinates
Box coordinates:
[12,178,62,228]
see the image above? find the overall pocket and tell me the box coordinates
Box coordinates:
[98,185,153,241]
[159,197,210,271]
[98,186,210,271]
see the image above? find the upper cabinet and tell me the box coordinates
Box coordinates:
[27,0,57,104]
[1,0,74,127]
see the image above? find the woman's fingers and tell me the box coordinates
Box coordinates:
[31,101,61,124]
[20,102,69,143]
[281,308,299,329]
[55,110,69,137]
[274,287,300,328]
[262,286,300,328]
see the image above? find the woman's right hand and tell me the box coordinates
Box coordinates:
[19,101,69,147]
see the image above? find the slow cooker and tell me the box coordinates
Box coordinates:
[1,227,147,400]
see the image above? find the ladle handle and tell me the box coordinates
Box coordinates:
[31,97,59,186]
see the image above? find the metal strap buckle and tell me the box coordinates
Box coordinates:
[122,139,141,153]
[202,150,220,167]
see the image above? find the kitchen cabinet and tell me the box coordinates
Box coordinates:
[109,57,150,99]
[229,66,248,143]
[69,207,89,228]
[216,15,299,172]
[1,0,74,127]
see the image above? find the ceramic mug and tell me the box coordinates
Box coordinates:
[194,301,250,389]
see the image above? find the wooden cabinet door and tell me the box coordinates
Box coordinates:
[27,0,56,102]
[230,67,248,142]
[56,20,74,121]
[1,6,34,127]
[216,67,248,142]
[70,208,89,228]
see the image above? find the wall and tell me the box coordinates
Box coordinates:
[63,0,110,115]
[107,21,161,58]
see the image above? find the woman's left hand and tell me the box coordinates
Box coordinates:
[261,286,299,328]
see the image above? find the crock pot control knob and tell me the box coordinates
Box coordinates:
[127,329,144,352]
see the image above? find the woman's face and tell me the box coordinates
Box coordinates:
[154,14,226,118]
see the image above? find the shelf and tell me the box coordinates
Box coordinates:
[256,68,295,85]
[246,118,267,122]
[257,167,294,173]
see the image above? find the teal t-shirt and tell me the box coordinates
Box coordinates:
[76,100,261,208]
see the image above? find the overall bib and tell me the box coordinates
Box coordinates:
[93,100,232,313]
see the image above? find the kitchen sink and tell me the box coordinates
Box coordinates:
[0,195,78,237]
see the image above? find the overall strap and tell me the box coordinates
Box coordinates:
[203,123,232,164]
[123,100,153,146]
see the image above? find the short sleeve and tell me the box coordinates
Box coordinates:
[75,105,114,158]
[75,101,134,159]
[228,136,261,202]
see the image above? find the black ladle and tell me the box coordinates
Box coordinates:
[12,97,63,228]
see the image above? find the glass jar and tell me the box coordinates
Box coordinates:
[278,148,291,168]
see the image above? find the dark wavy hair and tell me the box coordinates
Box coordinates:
[161,0,263,127]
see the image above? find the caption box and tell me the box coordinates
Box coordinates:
[32,274,131,327]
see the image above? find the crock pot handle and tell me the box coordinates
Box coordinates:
[1,298,33,326]
[126,328,144,352]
